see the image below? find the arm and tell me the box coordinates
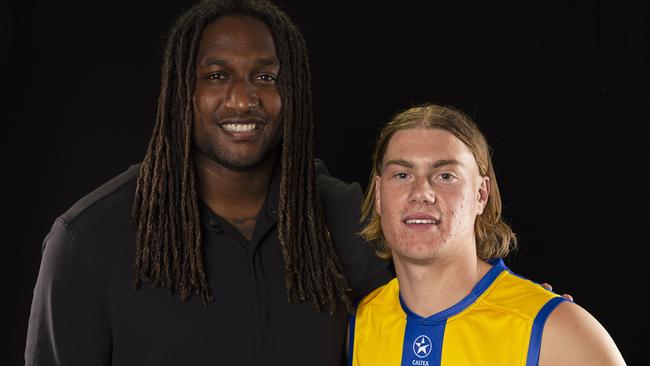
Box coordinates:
[25,218,112,366]
[539,301,626,366]
[314,162,393,303]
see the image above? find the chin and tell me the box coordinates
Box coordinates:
[391,243,440,262]
[392,251,438,266]
[208,148,270,171]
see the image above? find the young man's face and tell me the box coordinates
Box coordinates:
[375,128,489,265]
[193,15,282,171]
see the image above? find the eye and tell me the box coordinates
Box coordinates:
[206,72,228,80]
[256,73,278,83]
[393,172,409,180]
[438,173,457,182]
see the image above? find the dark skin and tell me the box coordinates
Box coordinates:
[192,15,282,241]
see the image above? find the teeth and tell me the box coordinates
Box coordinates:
[405,219,438,224]
[222,123,257,132]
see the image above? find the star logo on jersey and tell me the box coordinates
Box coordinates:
[413,335,432,358]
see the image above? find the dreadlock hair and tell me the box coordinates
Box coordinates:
[131,0,352,313]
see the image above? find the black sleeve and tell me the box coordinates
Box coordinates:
[329,182,393,304]
[315,161,393,304]
[25,218,112,366]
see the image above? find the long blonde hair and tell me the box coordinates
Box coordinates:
[360,104,517,260]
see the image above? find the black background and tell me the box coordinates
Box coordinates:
[4,1,648,364]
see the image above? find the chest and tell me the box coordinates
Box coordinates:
[105,225,348,366]
[351,306,535,366]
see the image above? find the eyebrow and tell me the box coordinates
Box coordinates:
[384,159,414,169]
[202,58,279,67]
[384,159,461,169]
[432,159,461,168]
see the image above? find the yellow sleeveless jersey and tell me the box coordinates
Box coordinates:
[348,259,566,366]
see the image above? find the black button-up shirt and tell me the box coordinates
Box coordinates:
[25,161,392,366]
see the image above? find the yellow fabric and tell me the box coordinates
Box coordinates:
[351,267,561,366]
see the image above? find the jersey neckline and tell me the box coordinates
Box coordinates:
[398,258,507,324]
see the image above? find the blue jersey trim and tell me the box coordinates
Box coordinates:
[399,258,507,324]
[401,320,447,366]
[526,296,567,366]
[348,314,356,366]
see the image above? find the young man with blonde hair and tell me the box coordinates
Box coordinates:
[348,104,626,366]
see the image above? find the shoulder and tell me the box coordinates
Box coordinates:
[44,164,141,270]
[490,269,626,365]
[354,279,402,339]
[481,270,560,319]
[357,278,399,312]
[539,301,626,366]
[59,164,140,231]
[35,165,141,297]
[314,158,363,203]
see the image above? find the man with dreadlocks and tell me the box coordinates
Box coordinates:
[25,1,390,365]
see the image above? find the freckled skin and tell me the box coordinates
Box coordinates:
[375,128,489,265]
[192,15,282,171]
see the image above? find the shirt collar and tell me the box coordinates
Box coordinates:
[198,158,281,233]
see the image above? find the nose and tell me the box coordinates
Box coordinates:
[225,77,260,112]
[409,175,435,205]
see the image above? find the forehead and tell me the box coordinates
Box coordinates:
[383,128,476,166]
[197,15,277,60]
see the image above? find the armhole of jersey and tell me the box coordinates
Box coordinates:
[526,297,567,366]
[348,313,356,366]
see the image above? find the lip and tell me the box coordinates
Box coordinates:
[402,213,440,227]
[219,117,268,125]
[217,117,268,140]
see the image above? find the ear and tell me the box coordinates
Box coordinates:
[374,175,382,216]
[477,176,490,215]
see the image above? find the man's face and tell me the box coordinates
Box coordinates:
[375,128,489,265]
[193,15,282,171]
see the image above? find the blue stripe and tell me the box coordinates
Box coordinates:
[348,314,356,366]
[399,258,507,324]
[526,297,567,366]
[401,319,446,366]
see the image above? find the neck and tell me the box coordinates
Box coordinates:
[394,251,491,318]
[194,150,277,220]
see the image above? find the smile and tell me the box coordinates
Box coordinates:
[404,219,439,224]
[221,123,259,132]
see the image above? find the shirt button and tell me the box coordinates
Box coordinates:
[208,219,223,232]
